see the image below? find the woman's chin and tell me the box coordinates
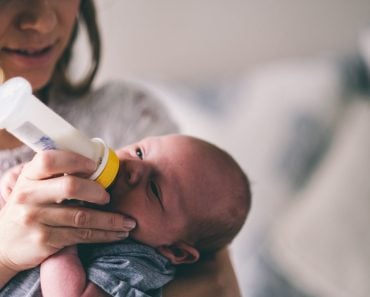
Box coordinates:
[26,71,55,92]
[30,78,51,92]
[20,74,52,93]
[2,68,54,92]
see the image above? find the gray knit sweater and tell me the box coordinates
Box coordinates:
[0,80,178,179]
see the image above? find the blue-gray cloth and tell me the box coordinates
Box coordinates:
[0,240,175,297]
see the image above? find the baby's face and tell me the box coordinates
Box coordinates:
[108,135,213,248]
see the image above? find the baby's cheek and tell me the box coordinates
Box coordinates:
[128,224,146,244]
[130,219,164,247]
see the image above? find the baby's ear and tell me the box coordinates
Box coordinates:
[157,242,200,265]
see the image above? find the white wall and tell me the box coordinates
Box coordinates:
[94,0,370,85]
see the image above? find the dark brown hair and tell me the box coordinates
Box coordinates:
[41,0,101,98]
[193,169,251,259]
[184,138,252,260]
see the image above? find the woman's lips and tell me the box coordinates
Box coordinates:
[3,45,52,56]
[1,43,58,68]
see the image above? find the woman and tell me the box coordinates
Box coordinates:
[0,1,241,296]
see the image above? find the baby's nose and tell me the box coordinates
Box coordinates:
[126,160,149,187]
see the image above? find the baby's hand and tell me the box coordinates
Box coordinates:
[0,163,24,202]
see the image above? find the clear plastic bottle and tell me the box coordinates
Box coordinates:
[0,77,119,188]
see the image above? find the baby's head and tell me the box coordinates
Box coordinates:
[110,134,251,264]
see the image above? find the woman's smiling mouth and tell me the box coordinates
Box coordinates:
[1,42,59,68]
[3,45,53,56]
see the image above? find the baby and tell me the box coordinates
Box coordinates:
[0,134,251,297]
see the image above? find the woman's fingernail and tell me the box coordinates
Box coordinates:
[103,192,110,203]
[87,160,97,171]
[117,232,129,238]
[124,220,136,230]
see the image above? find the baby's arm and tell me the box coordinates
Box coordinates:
[40,244,110,297]
[40,246,86,297]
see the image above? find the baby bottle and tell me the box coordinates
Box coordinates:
[0,76,119,189]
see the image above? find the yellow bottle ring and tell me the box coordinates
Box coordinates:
[89,138,120,189]
[95,148,120,188]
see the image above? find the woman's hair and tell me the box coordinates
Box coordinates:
[42,0,101,98]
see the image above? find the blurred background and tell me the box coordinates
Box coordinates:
[80,1,370,296]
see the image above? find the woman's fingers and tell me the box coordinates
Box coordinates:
[47,227,130,248]
[0,201,135,272]
[39,205,136,232]
[12,175,109,205]
[0,150,133,274]
[0,164,24,201]
[21,150,97,180]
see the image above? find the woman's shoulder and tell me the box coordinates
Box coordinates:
[86,80,175,116]
[92,80,160,105]
[90,80,179,146]
[51,79,171,113]
[50,80,179,148]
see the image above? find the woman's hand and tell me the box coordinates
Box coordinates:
[0,150,135,276]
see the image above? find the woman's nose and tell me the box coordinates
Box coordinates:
[17,0,57,34]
